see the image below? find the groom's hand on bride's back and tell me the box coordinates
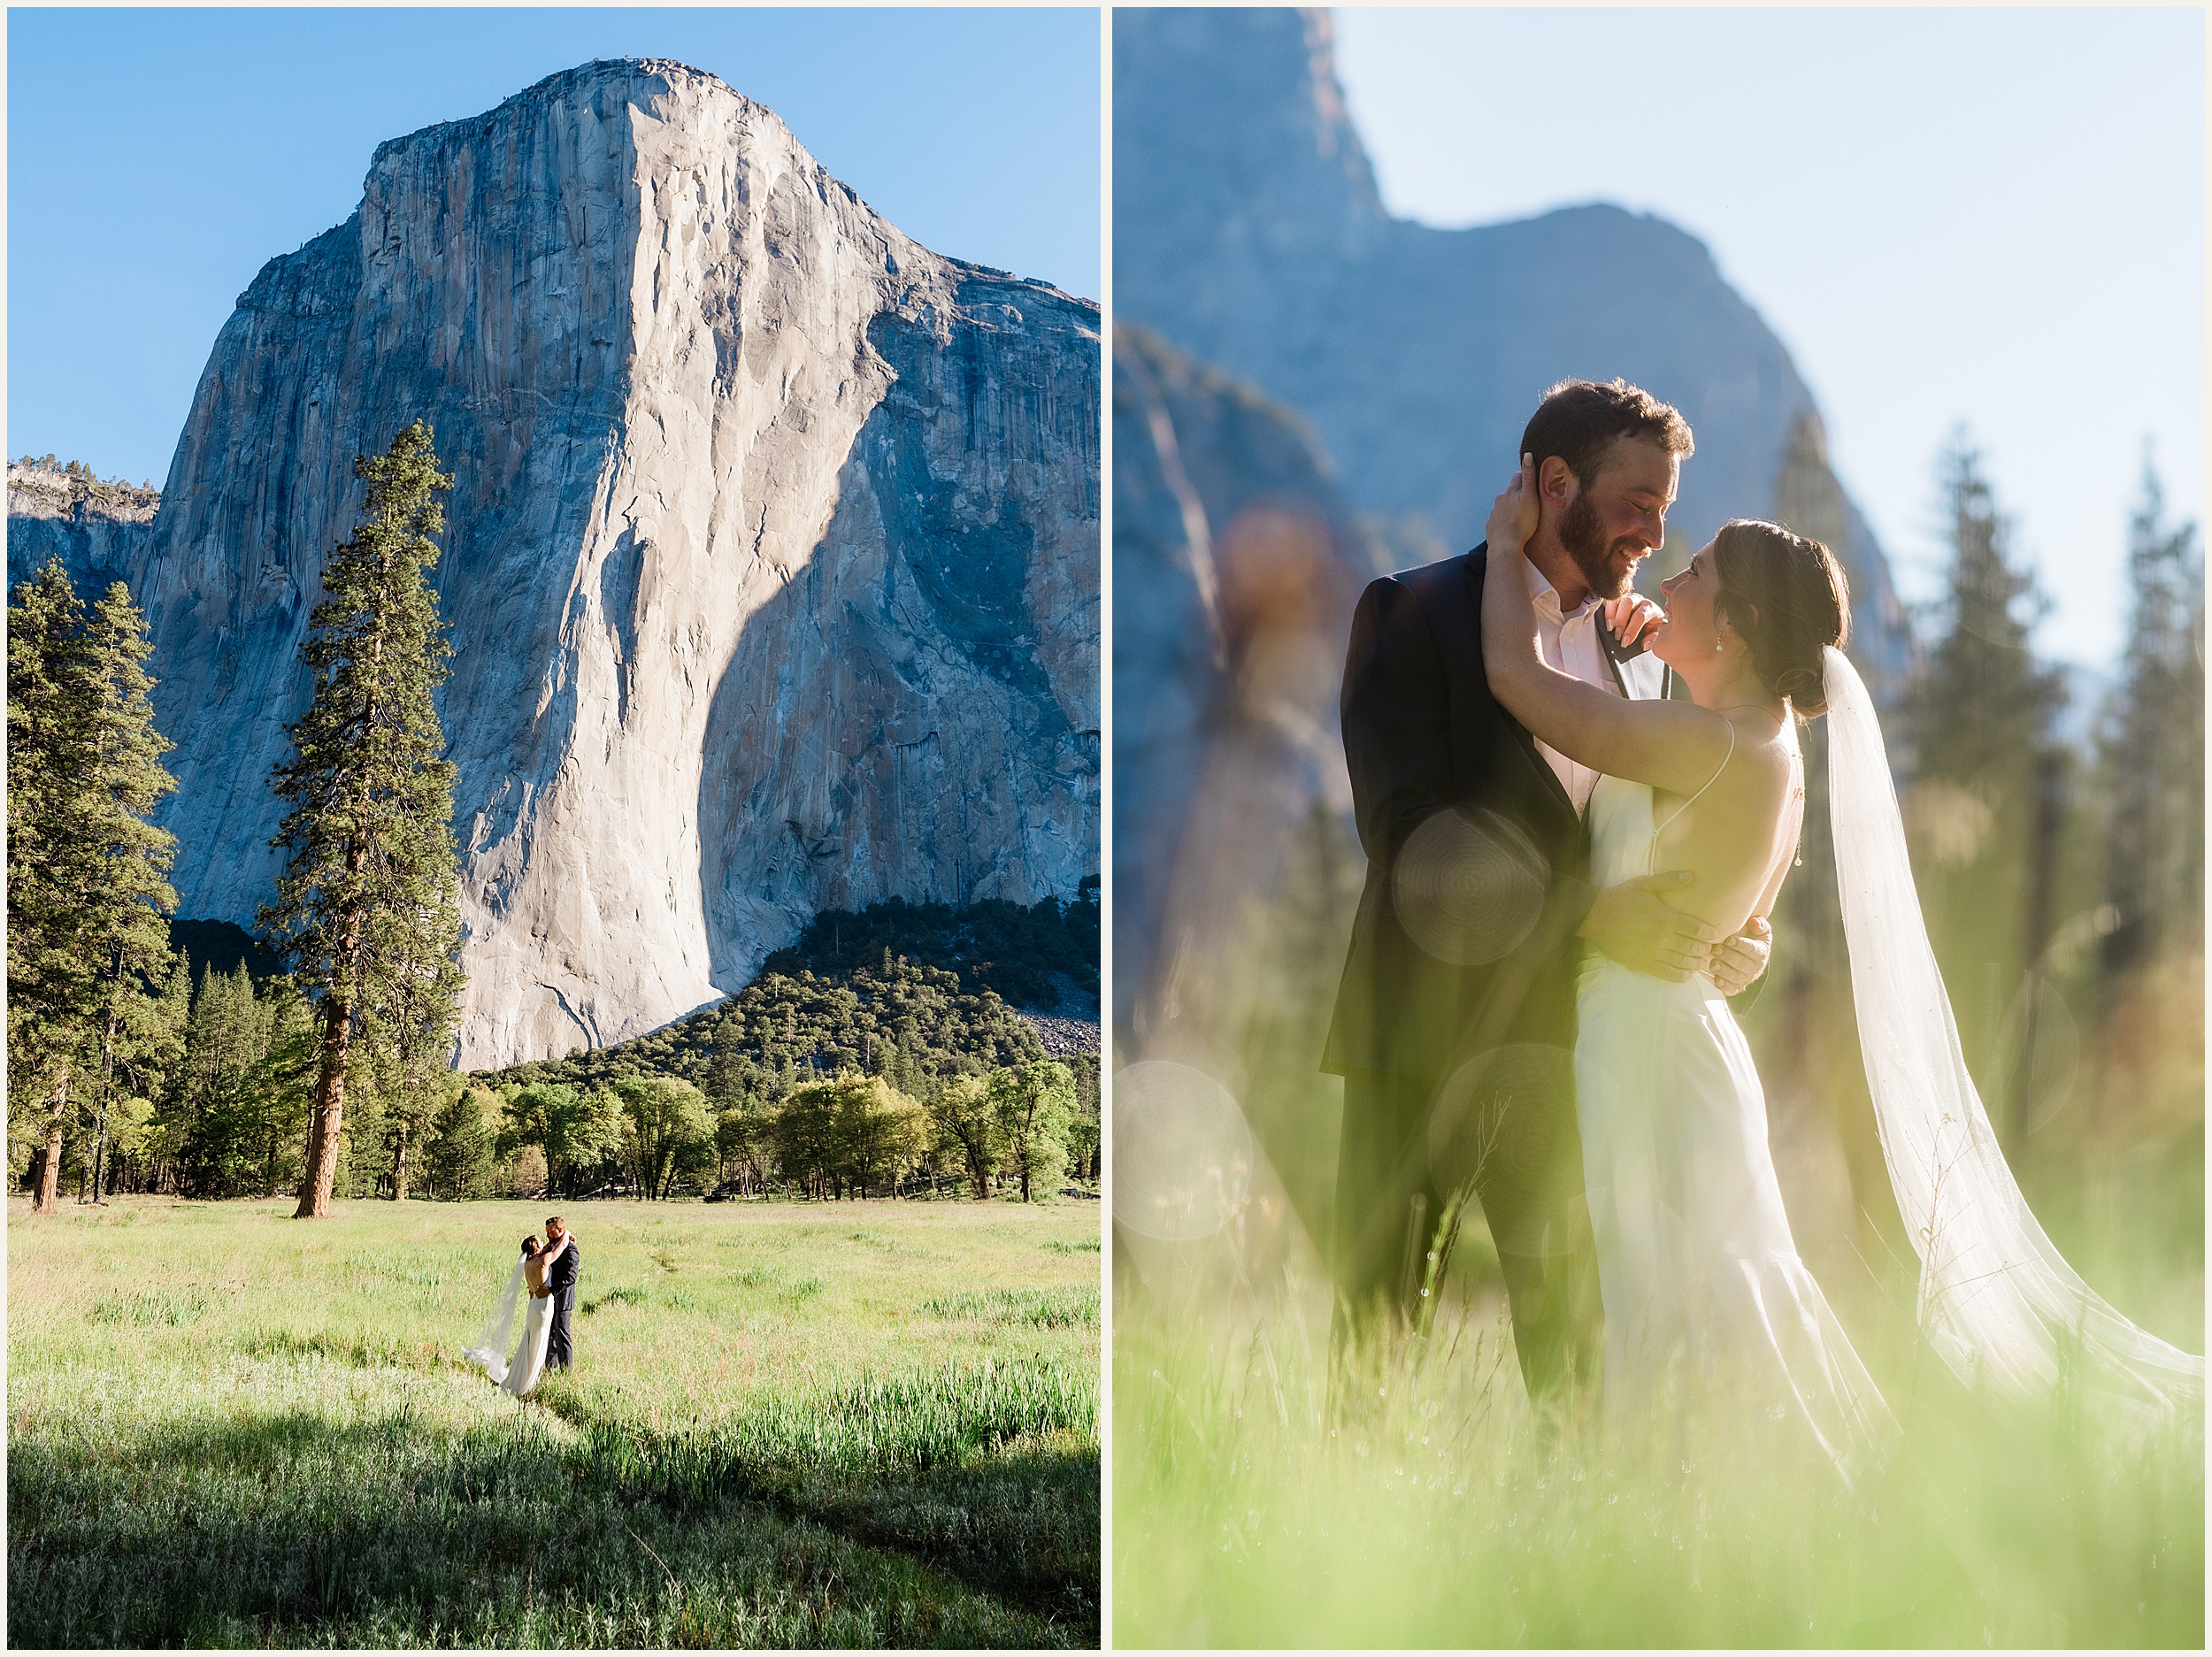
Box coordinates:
[1578,871,1729,983]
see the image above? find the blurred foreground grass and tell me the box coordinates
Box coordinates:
[1114,1239,2200,1648]
[9,1195,1101,1647]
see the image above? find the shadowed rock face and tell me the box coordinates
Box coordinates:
[83,58,1099,1067]
[1113,6,1912,687]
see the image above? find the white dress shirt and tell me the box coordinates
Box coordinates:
[1523,556,1622,815]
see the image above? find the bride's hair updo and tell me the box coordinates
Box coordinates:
[521,1235,541,1257]
[1710,519,1851,717]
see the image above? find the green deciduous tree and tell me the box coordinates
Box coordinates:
[500,1082,625,1199]
[833,1074,926,1198]
[991,1060,1074,1202]
[931,1074,1003,1200]
[612,1076,713,1200]
[260,423,465,1218]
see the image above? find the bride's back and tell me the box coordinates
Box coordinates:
[1646,710,1803,936]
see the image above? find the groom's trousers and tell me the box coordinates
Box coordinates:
[1331,1063,1601,1404]
[546,1288,575,1370]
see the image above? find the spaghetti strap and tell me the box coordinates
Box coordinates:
[1647,718,1735,865]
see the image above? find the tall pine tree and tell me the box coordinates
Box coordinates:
[1905,436,2067,1154]
[260,422,465,1219]
[81,582,183,1202]
[2101,453,2205,975]
[6,563,179,1212]
[9,561,98,1212]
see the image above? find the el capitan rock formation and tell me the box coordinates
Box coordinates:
[14,58,1099,1068]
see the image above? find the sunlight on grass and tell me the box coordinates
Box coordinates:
[9,1194,1102,1647]
[1114,1236,2201,1648]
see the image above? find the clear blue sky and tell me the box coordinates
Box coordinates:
[7,6,1100,491]
[1333,6,2205,671]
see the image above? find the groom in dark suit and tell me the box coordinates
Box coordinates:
[544,1216,581,1370]
[1323,378,1770,1404]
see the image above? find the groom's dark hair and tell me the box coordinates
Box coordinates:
[1520,379,1693,487]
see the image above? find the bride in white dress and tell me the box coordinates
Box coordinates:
[1479,457,2200,1469]
[463,1231,571,1399]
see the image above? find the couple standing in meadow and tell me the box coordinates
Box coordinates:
[463,1216,583,1398]
[1326,378,2201,1470]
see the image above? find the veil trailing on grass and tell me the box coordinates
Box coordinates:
[463,1259,524,1385]
[1822,645,2204,1420]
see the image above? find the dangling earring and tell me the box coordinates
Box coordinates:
[1713,640,1723,653]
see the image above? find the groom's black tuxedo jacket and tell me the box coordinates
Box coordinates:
[548,1239,580,1300]
[1323,544,1607,1085]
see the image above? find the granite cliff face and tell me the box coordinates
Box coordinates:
[1114,6,1912,686]
[7,464,160,595]
[95,59,1099,1067]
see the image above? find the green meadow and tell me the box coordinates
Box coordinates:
[8,1194,1102,1647]
[1114,1252,2202,1649]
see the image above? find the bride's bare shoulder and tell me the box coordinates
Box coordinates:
[1721,713,1797,791]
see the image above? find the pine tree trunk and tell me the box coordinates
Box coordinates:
[92,996,121,1205]
[390,1118,411,1201]
[33,1066,70,1215]
[296,851,367,1218]
[296,977,355,1218]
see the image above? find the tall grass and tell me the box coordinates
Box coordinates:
[1114,1237,2201,1648]
[9,1195,1102,1647]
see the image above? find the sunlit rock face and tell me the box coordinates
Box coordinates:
[1114,6,1912,687]
[121,58,1100,1066]
[6,465,160,594]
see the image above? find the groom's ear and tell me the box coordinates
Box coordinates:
[1537,455,1578,505]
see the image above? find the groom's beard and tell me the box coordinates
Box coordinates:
[1558,491,1645,600]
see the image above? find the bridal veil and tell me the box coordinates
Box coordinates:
[463,1258,525,1385]
[1823,645,2203,1420]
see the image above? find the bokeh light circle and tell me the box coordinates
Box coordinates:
[1425,1043,1579,1210]
[1112,1061,1254,1241]
[1393,807,1550,964]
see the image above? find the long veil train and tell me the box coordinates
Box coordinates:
[1823,645,2204,1420]
[463,1259,525,1386]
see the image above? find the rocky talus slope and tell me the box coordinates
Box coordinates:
[29,58,1099,1067]
[1113,6,1912,687]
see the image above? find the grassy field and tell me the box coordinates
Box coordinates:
[1114,1236,2202,1649]
[8,1193,1102,1647]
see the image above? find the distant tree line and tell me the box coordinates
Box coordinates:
[764,888,1101,1010]
[50,946,1093,1206]
[11,455,160,495]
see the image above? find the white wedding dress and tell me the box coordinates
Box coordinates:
[1571,647,2200,1471]
[463,1260,554,1398]
[1575,736,1894,1477]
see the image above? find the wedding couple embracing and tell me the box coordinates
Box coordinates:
[1325,378,2200,1472]
[463,1216,583,1398]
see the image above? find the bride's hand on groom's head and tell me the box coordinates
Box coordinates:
[1486,453,1541,552]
